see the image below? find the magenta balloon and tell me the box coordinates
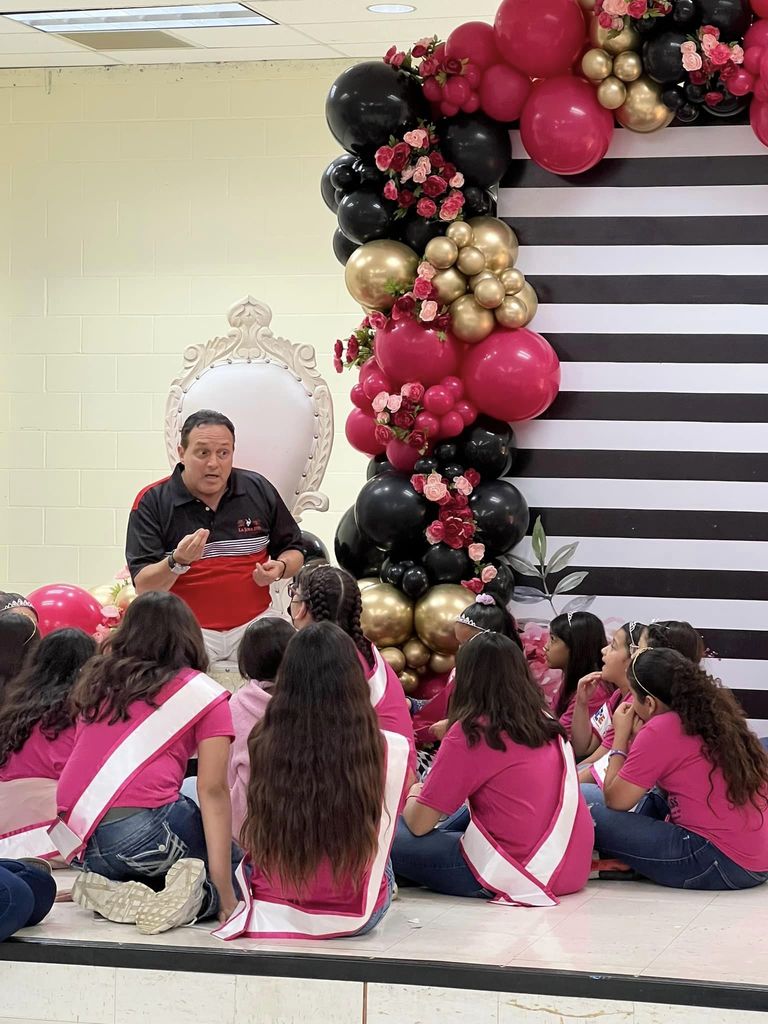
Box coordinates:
[750,0,768,17]
[27,583,103,637]
[727,68,755,96]
[424,385,454,415]
[463,326,561,422]
[445,21,501,70]
[480,64,532,122]
[495,0,586,79]
[745,18,768,50]
[385,437,420,473]
[744,45,764,74]
[350,382,373,411]
[345,408,386,456]
[521,76,614,175]
[751,97,768,146]
[375,319,463,387]
[439,410,465,438]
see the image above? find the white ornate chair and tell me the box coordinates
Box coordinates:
[164,296,334,684]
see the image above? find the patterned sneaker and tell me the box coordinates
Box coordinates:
[135,859,207,935]
[72,871,154,923]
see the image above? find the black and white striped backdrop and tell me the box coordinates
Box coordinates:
[499,122,768,729]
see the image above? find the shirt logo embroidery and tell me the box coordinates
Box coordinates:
[237,517,264,534]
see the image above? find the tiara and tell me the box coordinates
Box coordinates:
[567,611,573,626]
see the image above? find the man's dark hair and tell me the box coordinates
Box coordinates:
[179,409,236,448]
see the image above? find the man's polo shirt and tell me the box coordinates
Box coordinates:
[126,464,302,631]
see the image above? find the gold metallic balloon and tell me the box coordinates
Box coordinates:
[403,636,432,669]
[578,0,596,8]
[469,269,496,289]
[450,294,496,344]
[360,583,414,648]
[415,584,474,655]
[429,652,456,675]
[597,75,627,110]
[581,48,613,81]
[380,646,406,674]
[616,76,674,133]
[345,240,419,312]
[432,267,468,305]
[468,217,518,274]
[495,295,529,329]
[473,275,506,310]
[613,50,642,82]
[399,669,420,694]
[115,585,136,611]
[456,244,486,277]
[446,221,474,248]
[90,583,117,607]
[589,17,640,54]
[518,281,539,322]
[425,236,459,270]
[500,267,525,295]
[357,577,380,591]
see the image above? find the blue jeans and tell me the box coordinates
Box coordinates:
[352,861,395,937]
[83,796,241,919]
[0,860,56,941]
[587,789,768,890]
[391,810,493,899]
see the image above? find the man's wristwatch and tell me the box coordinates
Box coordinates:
[168,552,191,575]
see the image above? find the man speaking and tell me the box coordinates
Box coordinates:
[125,409,304,666]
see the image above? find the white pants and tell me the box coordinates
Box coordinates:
[202,606,288,674]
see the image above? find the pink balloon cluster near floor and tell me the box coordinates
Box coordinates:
[27,583,104,637]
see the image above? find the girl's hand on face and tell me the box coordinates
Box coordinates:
[612,702,637,746]
[576,672,603,707]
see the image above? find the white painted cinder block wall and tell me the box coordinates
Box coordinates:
[0,59,367,593]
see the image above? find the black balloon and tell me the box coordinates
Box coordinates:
[401,565,430,599]
[354,160,387,188]
[338,189,393,245]
[636,14,662,34]
[459,415,515,480]
[697,0,751,38]
[439,113,512,189]
[672,0,697,23]
[463,186,497,218]
[381,557,408,587]
[330,161,360,192]
[442,462,466,480]
[333,228,360,266]
[423,543,473,585]
[367,454,393,479]
[413,456,439,475]
[662,87,686,111]
[706,91,748,117]
[675,101,701,123]
[434,442,460,467]
[355,471,428,550]
[469,480,530,555]
[483,560,515,602]
[326,61,429,158]
[300,530,330,563]
[321,154,356,213]
[334,506,387,578]
[642,32,686,84]
[399,216,448,256]
[684,82,708,103]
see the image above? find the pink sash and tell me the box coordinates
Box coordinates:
[49,670,226,861]
[0,778,60,860]
[213,730,410,941]
[460,737,579,908]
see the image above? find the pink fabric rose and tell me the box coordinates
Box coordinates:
[448,172,465,188]
[424,473,449,502]
[731,44,744,64]
[413,276,434,299]
[628,0,646,15]
[374,424,393,445]
[368,311,387,330]
[400,165,416,183]
[417,262,437,281]
[94,623,113,643]
[376,412,390,424]
[682,49,703,72]
[412,155,432,184]
[401,382,425,402]
[390,51,406,69]
[439,198,462,221]
[420,57,439,77]
[426,520,446,544]
[701,30,719,54]
[461,578,484,595]
[403,128,429,149]
[375,146,394,171]
[408,429,428,450]
[383,180,398,201]
[710,43,732,66]
[481,565,498,583]
[372,391,389,414]
[393,409,415,429]
[386,394,403,413]
[420,300,438,322]
[397,189,416,209]
[411,473,426,493]
[115,566,131,581]
[416,197,438,219]
[468,542,485,562]
[453,475,474,496]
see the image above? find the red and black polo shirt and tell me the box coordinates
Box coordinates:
[126,464,302,631]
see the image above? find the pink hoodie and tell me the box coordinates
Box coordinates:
[227,679,272,839]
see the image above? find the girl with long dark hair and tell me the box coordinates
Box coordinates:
[0,629,95,859]
[590,648,768,889]
[544,612,609,735]
[214,622,410,940]
[639,620,705,663]
[59,591,238,935]
[0,613,40,700]
[392,633,594,904]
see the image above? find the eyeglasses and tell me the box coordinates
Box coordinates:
[287,584,305,602]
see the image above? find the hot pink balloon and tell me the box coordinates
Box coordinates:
[350,382,373,411]
[361,367,393,402]
[727,68,755,96]
[385,437,420,473]
[495,0,586,79]
[442,375,464,400]
[463,326,561,422]
[756,78,768,101]
[746,18,768,50]
[455,399,478,426]
[424,385,454,416]
[750,0,768,16]
[415,410,441,438]
[439,411,465,438]
[28,583,103,638]
[521,76,614,175]
[751,97,768,146]
[744,45,764,75]
[345,408,385,457]
[480,64,532,122]
[445,21,501,70]
[375,319,463,387]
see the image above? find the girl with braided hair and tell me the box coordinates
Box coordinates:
[288,563,416,776]
[589,647,768,889]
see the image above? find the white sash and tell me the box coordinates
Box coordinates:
[589,752,610,788]
[213,730,409,941]
[368,648,388,708]
[460,737,580,908]
[0,778,60,860]
[49,671,226,861]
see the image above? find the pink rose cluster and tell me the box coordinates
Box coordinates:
[374,122,466,224]
[595,0,670,30]
[333,316,376,374]
[371,381,430,451]
[680,26,748,103]
[412,468,481,550]
[520,622,563,708]
[383,35,483,119]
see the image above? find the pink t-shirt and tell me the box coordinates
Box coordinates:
[620,711,768,871]
[418,723,594,896]
[559,680,615,739]
[362,651,417,775]
[0,722,76,782]
[57,676,234,813]
[600,693,634,750]
[228,679,272,839]
[413,673,455,746]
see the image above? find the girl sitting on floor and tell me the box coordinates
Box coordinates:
[639,620,704,663]
[0,613,40,702]
[288,563,416,776]
[544,612,609,737]
[0,629,96,860]
[61,591,238,935]
[588,647,768,890]
[228,617,295,838]
[214,622,410,941]
[0,859,56,942]
[392,633,594,904]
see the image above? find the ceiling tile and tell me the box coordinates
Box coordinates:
[298,15,492,45]
[170,23,315,47]
[246,0,497,23]
[0,49,121,64]
[0,30,91,51]
[101,42,339,61]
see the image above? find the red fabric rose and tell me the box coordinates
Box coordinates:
[416,197,437,218]
[334,357,343,374]
[441,162,457,181]
[422,174,448,198]
[391,51,406,68]
[429,151,446,169]
[711,43,732,66]
[705,90,724,105]
[334,340,343,358]
[383,180,398,201]
[347,337,359,360]
[375,146,395,171]
[402,382,425,402]
[391,294,416,320]
[390,142,411,172]
[374,424,393,445]
[398,189,416,208]
[461,578,484,594]
[413,276,433,299]
[426,519,446,542]
[719,63,737,81]
[420,56,439,77]
[368,311,387,330]
[628,0,646,16]
[384,45,397,65]
[393,409,415,429]
[410,473,426,493]
[598,11,614,26]
[412,43,428,58]
[444,57,462,75]
[464,468,481,487]
[689,69,707,84]
[408,429,428,449]
[439,195,463,221]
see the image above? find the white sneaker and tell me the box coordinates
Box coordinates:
[72,871,154,924]
[135,858,207,935]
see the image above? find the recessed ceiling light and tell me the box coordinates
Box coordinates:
[6,3,276,33]
[367,4,417,13]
